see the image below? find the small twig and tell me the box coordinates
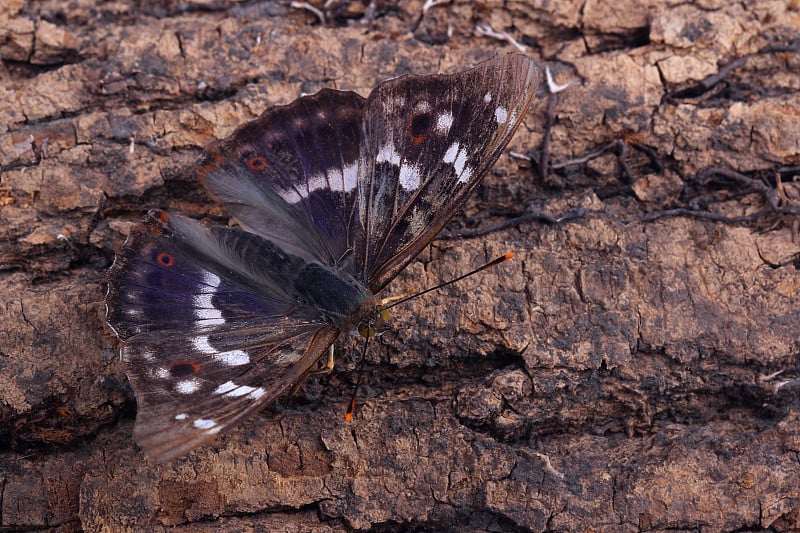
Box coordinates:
[99,70,141,86]
[545,65,580,94]
[641,166,800,224]
[474,24,528,52]
[410,0,450,32]
[443,207,589,239]
[291,1,326,25]
[518,449,566,480]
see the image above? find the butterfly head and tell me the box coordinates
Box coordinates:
[355,304,390,339]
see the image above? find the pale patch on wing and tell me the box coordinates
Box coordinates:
[443,141,473,183]
[194,271,224,326]
[328,168,344,191]
[214,381,238,395]
[454,147,468,176]
[175,413,188,420]
[484,91,492,103]
[343,162,358,191]
[213,380,265,399]
[495,106,508,125]
[443,142,460,165]
[436,112,453,134]
[307,173,328,195]
[192,336,250,366]
[399,163,421,190]
[377,142,401,166]
[176,378,201,394]
[277,188,302,204]
[213,350,250,366]
[193,418,221,434]
[193,418,215,429]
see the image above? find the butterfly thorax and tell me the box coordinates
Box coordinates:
[295,262,378,332]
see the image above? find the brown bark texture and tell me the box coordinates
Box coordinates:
[1,0,799,531]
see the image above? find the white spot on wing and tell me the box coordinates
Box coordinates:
[214,380,266,400]
[192,335,215,354]
[194,272,224,326]
[377,142,401,166]
[495,106,508,125]
[248,388,266,399]
[225,384,258,397]
[176,379,201,394]
[213,350,250,366]
[192,336,250,366]
[328,168,344,191]
[436,112,453,134]
[343,162,358,192]
[175,413,188,420]
[282,189,303,203]
[214,381,237,395]
[307,173,327,194]
[399,163,421,190]
[443,142,460,164]
[444,142,473,183]
[193,418,218,431]
[154,367,169,379]
[458,166,473,183]
[453,147,473,183]
[484,92,492,103]
[454,148,468,175]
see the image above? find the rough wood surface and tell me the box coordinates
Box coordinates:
[1,1,799,531]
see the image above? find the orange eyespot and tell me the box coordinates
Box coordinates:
[169,361,201,377]
[247,155,268,171]
[408,112,431,145]
[156,252,174,267]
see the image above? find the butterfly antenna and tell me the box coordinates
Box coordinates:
[384,252,515,311]
[345,331,371,423]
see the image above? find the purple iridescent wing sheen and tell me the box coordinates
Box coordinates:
[107,210,339,461]
[198,90,366,269]
[355,53,541,290]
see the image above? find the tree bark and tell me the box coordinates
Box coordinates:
[1,1,799,531]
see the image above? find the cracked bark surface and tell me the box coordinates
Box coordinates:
[1,0,799,531]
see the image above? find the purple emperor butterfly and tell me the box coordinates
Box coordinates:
[106,53,541,462]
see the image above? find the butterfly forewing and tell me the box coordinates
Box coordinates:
[355,53,540,289]
[198,90,366,267]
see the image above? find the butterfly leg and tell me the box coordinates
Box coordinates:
[312,344,336,375]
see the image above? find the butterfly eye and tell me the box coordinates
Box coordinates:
[247,155,269,171]
[168,361,201,377]
[156,252,174,267]
[408,112,432,145]
[357,323,377,338]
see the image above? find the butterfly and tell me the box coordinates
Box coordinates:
[105,53,541,462]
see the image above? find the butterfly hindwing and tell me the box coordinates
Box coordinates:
[356,53,541,289]
[124,326,338,462]
[107,210,340,461]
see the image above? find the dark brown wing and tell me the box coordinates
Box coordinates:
[354,53,541,290]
